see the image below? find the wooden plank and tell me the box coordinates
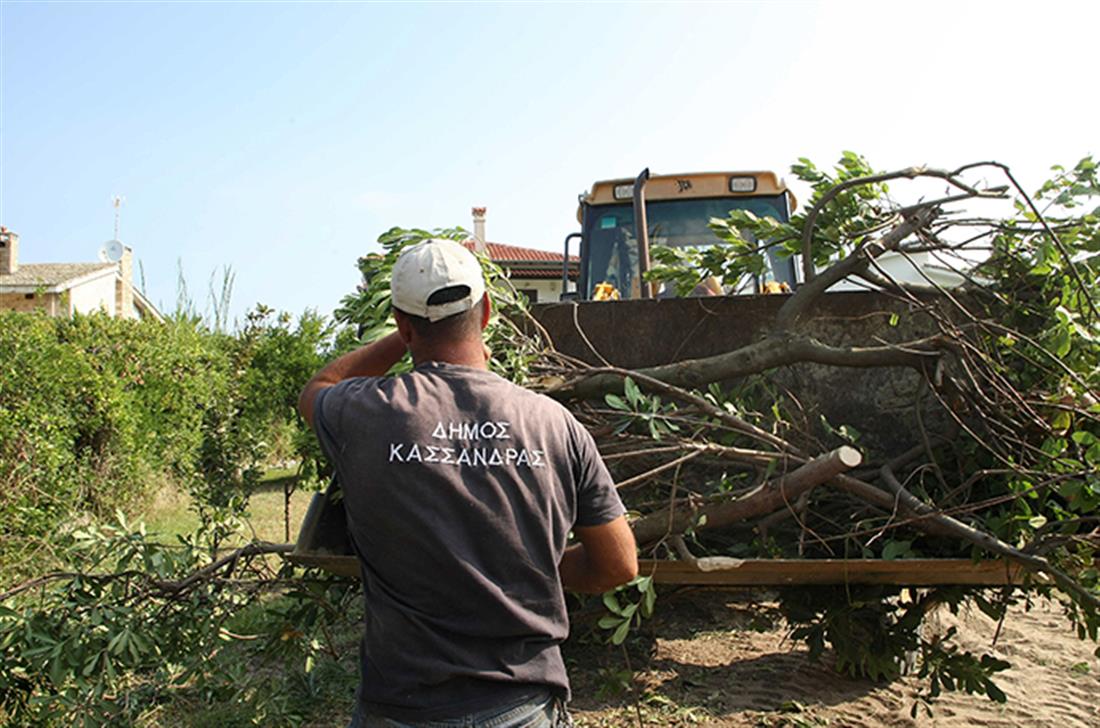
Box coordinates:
[288,552,1029,586]
[640,558,1029,586]
[287,553,360,578]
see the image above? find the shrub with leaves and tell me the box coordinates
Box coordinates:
[0,511,357,727]
[0,312,241,571]
[0,303,347,569]
[333,226,551,384]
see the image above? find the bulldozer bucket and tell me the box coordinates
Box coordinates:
[288,479,359,578]
[291,292,966,580]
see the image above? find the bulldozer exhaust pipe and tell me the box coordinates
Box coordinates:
[562,232,581,295]
[632,168,652,298]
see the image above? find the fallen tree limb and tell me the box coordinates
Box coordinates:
[631,446,861,545]
[0,542,295,603]
[821,469,1098,610]
[156,542,295,595]
[783,206,939,330]
[547,366,802,455]
[615,450,704,490]
[797,166,994,284]
[877,466,1099,611]
[547,335,946,402]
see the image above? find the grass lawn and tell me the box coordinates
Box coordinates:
[138,467,316,544]
[131,467,363,726]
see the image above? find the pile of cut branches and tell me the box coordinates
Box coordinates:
[3,155,1095,722]
[461,154,1098,706]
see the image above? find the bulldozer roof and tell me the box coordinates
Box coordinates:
[580,170,796,213]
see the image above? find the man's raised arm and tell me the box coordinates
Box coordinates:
[297,331,407,429]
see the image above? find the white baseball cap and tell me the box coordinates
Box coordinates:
[391,239,486,322]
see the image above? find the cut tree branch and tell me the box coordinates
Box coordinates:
[631,446,861,545]
[0,542,295,603]
[798,166,982,283]
[876,466,1099,610]
[782,206,939,330]
[546,366,802,455]
[549,333,946,401]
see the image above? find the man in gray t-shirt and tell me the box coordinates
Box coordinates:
[299,239,637,726]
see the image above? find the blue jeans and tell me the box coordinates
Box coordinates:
[347,689,570,728]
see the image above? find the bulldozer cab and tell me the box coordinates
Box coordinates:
[573,171,798,300]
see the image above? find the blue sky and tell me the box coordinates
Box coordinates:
[2,1,1096,324]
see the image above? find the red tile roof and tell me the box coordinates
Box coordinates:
[507,268,572,279]
[462,240,578,265]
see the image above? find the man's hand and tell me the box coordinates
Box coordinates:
[298,331,408,429]
[559,516,638,594]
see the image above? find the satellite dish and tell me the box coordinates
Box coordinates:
[99,239,124,262]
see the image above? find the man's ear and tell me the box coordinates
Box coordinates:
[393,309,414,346]
[479,293,492,331]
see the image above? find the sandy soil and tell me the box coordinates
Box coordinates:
[565,590,1099,727]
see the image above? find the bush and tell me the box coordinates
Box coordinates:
[0,312,239,571]
[0,305,344,573]
[0,512,359,727]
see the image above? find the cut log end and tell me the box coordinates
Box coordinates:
[837,445,862,469]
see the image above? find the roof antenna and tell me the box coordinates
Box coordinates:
[98,195,126,263]
[112,195,124,240]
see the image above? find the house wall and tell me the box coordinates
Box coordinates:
[510,277,575,303]
[69,275,118,316]
[830,251,965,291]
[0,291,61,315]
[1,291,47,313]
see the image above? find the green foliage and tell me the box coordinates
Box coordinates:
[786,151,894,268]
[966,159,1100,642]
[783,586,1011,710]
[333,226,548,384]
[598,575,657,645]
[238,306,331,434]
[0,306,341,573]
[913,626,1011,716]
[604,376,681,439]
[784,585,923,682]
[0,512,358,726]
[977,158,1099,434]
[333,226,471,345]
[0,312,231,570]
[235,304,339,484]
[645,151,888,293]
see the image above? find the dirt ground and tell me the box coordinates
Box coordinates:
[564,590,1100,728]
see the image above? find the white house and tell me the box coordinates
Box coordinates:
[830,249,970,292]
[0,227,162,320]
[463,207,578,303]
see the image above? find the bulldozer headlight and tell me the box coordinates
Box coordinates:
[613,183,634,200]
[729,176,758,193]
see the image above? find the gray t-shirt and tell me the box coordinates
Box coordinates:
[313,361,625,720]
